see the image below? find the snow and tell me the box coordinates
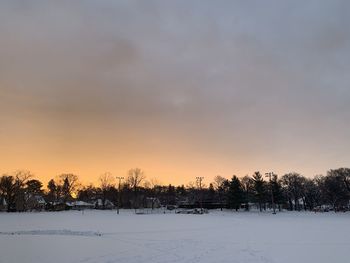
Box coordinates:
[0,210,349,263]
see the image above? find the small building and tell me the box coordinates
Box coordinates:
[46,202,69,211]
[27,195,46,211]
[71,201,95,210]
[95,199,114,209]
[144,197,161,209]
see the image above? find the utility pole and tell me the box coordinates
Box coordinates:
[196,177,204,213]
[116,176,124,214]
[265,172,276,214]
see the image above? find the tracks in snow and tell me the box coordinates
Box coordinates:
[0,229,102,237]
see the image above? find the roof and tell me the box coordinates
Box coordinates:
[74,201,94,207]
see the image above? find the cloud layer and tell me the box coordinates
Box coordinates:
[1,0,350,183]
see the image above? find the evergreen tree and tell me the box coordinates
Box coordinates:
[47,179,57,203]
[227,176,244,211]
[252,172,267,212]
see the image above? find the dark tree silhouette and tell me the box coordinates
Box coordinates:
[241,175,253,211]
[213,175,229,211]
[270,174,283,211]
[59,174,79,202]
[99,172,115,209]
[0,171,32,212]
[321,172,349,211]
[127,168,145,211]
[47,179,58,203]
[281,173,304,211]
[26,179,43,195]
[227,176,244,211]
[252,172,267,212]
[0,175,16,212]
[330,168,350,193]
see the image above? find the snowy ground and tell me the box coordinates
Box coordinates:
[0,210,349,263]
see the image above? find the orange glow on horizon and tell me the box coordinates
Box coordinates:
[1,1,350,187]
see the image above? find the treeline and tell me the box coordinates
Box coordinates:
[0,168,349,212]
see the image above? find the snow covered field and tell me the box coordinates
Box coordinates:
[0,210,349,263]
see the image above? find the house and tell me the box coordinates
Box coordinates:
[144,197,161,209]
[70,201,95,210]
[95,199,114,209]
[27,195,46,211]
[45,202,69,211]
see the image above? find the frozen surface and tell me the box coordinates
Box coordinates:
[0,210,349,263]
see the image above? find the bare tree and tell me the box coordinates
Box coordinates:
[99,172,115,209]
[14,170,33,211]
[330,168,350,193]
[144,177,162,199]
[58,174,80,202]
[127,168,145,211]
[213,175,228,211]
[127,168,145,192]
[0,170,32,212]
[14,170,32,185]
[213,175,226,190]
[281,173,305,211]
[321,170,350,211]
[186,181,196,190]
[99,172,115,190]
[146,177,161,189]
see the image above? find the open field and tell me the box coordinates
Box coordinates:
[0,210,349,263]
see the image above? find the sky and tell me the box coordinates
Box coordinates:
[1,0,350,186]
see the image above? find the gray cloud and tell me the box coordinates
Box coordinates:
[1,0,350,180]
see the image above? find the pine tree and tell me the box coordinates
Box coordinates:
[252,172,267,212]
[227,176,244,211]
[47,179,57,203]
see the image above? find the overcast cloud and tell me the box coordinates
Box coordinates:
[1,0,350,183]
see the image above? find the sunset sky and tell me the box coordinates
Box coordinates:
[1,0,350,186]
